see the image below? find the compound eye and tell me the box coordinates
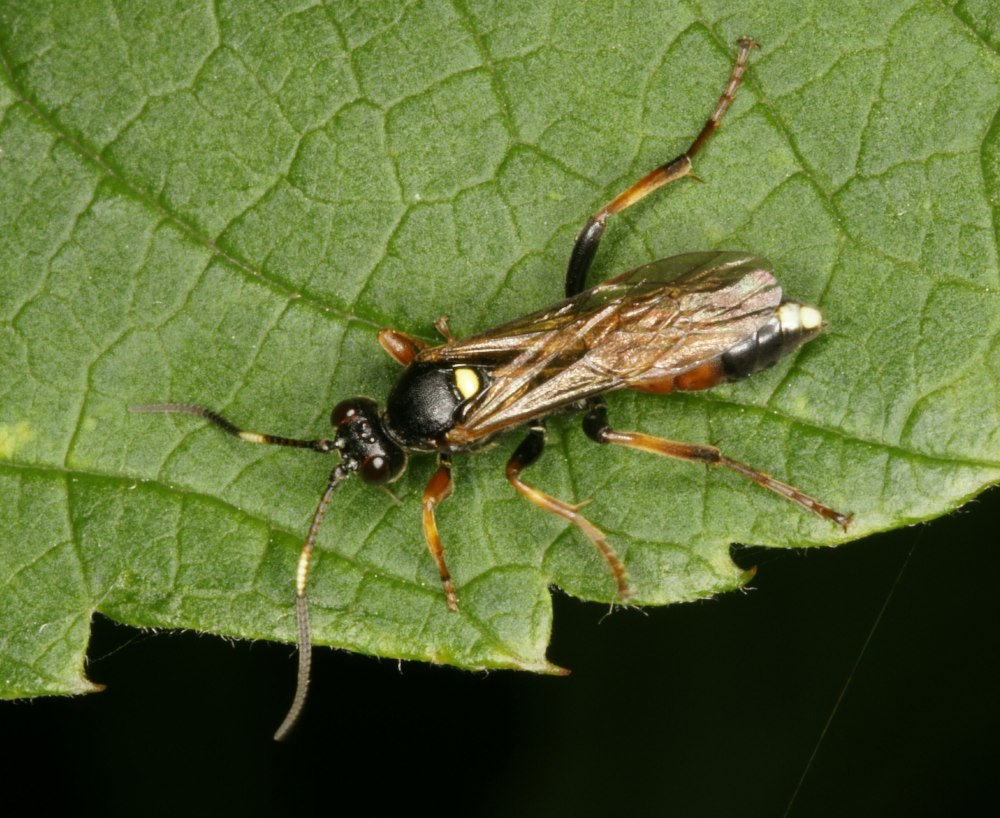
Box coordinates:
[331,398,376,427]
[359,453,400,484]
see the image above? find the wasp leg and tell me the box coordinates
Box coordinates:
[565,37,757,297]
[422,454,459,611]
[506,422,631,600]
[582,399,851,530]
[378,328,427,366]
[433,316,456,341]
[129,404,337,452]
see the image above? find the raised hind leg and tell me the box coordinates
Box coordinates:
[565,38,758,296]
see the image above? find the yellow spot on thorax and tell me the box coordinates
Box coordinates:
[454,367,480,399]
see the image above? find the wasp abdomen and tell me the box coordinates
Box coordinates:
[721,300,825,381]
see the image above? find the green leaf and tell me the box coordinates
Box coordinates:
[2,0,999,698]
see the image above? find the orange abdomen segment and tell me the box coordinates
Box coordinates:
[631,359,725,394]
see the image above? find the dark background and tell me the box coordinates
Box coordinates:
[7,486,997,817]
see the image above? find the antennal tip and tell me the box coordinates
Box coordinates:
[273,594,312,742]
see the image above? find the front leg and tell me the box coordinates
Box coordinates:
[422,454,459,611]
[378,328,427,366]
[378,319,455,367]
[506,422,631,600]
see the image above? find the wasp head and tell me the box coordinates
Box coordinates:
[331,398,407,484]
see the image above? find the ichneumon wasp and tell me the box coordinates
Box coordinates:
[133,38,850,739]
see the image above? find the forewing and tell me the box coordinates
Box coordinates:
[432,252,782,442]
[583,252,782,381]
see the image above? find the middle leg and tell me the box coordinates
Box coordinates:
[506,421,631,600]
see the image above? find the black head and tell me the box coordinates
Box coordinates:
[331,397,407,483]
[382,360,489,450]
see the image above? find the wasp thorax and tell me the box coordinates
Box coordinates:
[383,361,485,449]
[330,397,406,484]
